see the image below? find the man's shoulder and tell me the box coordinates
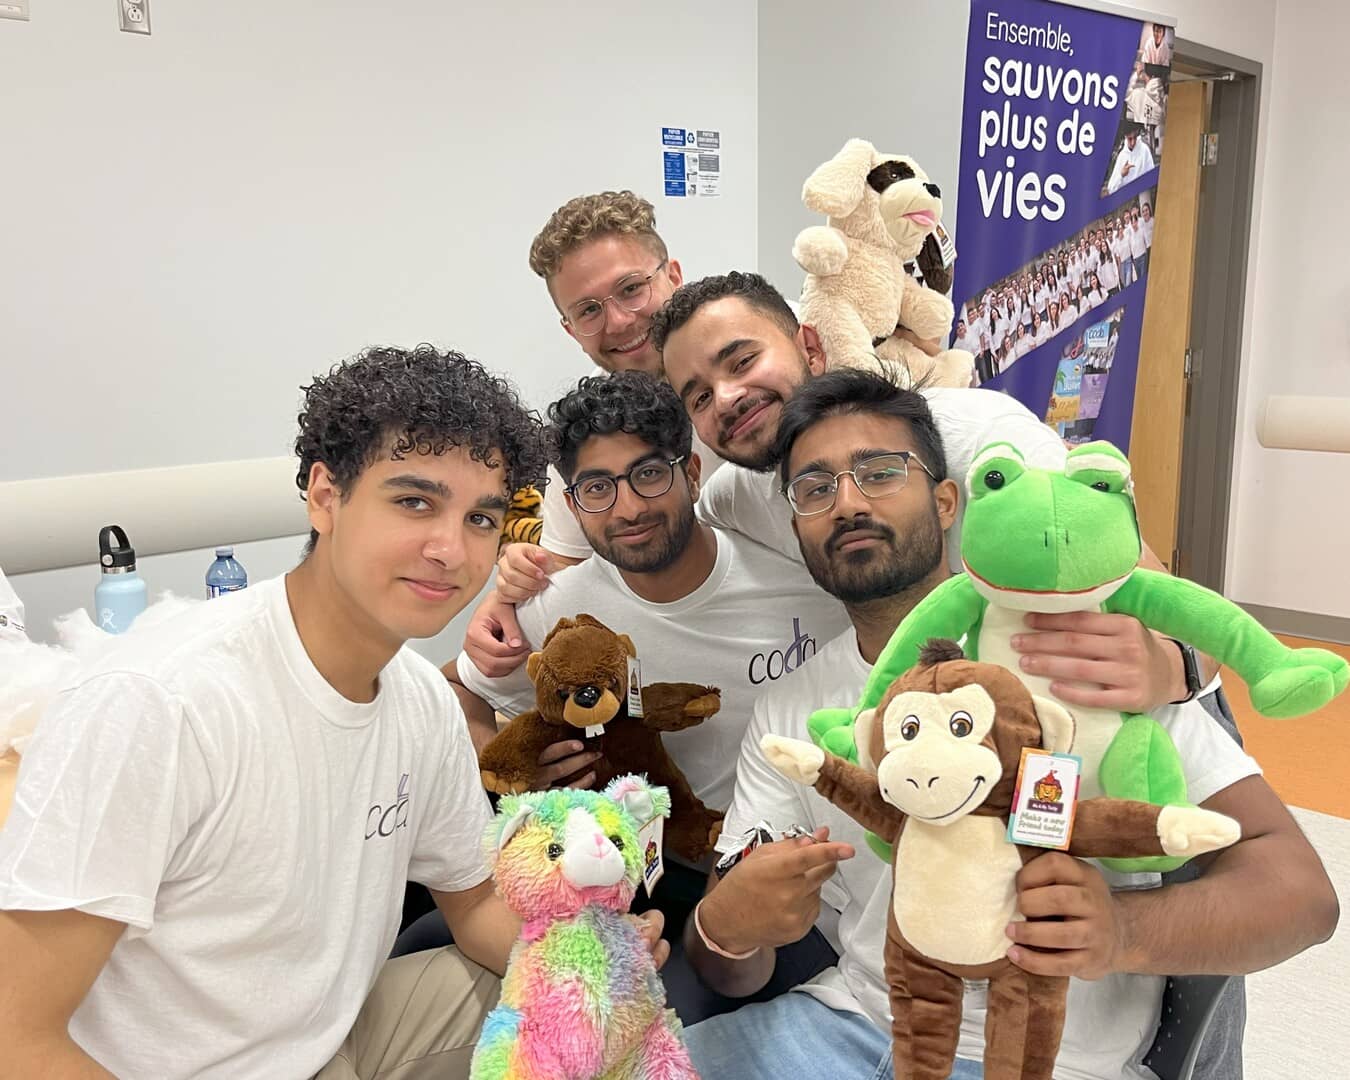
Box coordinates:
[921,387,1066,472]
[516,555,615,637]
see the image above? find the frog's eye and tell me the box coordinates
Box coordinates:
[967,446,1026,500]
[1065,443,1131,495]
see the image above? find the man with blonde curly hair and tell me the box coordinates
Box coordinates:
[528,190,681,376]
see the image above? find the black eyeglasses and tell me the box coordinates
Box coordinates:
[562,261,668,337]
[782,451,937,517]
[565,455,686,514]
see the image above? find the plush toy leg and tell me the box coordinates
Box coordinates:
[621,1009,698,1080]
[1249,647,1349,718]
[983,966,1068,1080]
[888,947,964,1080]
[814,301,886,372]
[1098,713,1190,874]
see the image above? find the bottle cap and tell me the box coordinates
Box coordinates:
[215,546,234,558]
[98,525,137,572]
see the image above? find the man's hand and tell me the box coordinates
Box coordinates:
[534,739,602,791]
[496,544,560,605]
[698,826,854,955]
[1122,161,1135,177]
[1012,611,1186,713]
[628,910,671,971]
[462,590,531,679]
[1006,852,1124,980]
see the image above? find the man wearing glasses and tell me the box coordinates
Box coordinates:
[446,371,850,939]
[679,367,1336,1080]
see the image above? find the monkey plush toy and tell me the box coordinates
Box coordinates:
[761,639,1240,1080]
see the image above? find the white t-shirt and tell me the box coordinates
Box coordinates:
[541,432,724,560]
[1108,140,1156,195]
[721,630,1261,1080]
[1098,256,1120,292]
[0,577,493,1080]
[1129,222,1149,259]
[1142,218,1154,248]
[698,387,1068,570]
[456,528,850,812]
[1112,234,1132,266]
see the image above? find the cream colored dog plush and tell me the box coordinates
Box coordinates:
[794,139,972,388]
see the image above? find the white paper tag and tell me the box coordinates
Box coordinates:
[637,814,664,894]
[626,656,644,718]
[934,220,957,268]
[584,723,606,738]
[1007,748,1081,850]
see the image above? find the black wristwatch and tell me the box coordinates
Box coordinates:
[1168,638,1202,704]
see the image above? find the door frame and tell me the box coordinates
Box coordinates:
[1170,40,1263,592]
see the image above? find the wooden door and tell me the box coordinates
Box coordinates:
[1129,80,1207,568]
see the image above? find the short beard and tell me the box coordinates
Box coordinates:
[587,499,697,575]
[801,503,944,606]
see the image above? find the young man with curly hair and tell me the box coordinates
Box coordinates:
[0,347,664,1079]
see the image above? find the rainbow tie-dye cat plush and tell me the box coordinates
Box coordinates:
[471,775,699,1080]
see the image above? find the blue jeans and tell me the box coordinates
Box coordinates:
[683,991,984,1080]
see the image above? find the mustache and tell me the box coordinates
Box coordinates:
[604,513,665,540]
[718,392,777,443]
[826,516,898,556]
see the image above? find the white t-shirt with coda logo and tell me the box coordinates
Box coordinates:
[456,526,850,813]
[0,576,493,1079]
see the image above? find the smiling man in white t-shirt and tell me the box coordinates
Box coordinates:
[677,366,1339,1080]
[0,348,665,1079]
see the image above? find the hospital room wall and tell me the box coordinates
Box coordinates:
[0,1,759,655]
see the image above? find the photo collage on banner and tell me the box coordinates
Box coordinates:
[950,0,1174,453]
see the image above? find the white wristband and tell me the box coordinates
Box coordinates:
[693,899,760,960]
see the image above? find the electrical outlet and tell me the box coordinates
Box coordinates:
[0,1,31,23]
[119,0,151,35]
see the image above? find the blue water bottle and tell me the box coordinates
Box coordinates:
[95,525,148,634]
[206,546,248,598]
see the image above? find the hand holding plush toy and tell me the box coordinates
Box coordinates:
[765,640,1239,1080]
[478,614,724,862]
[471,776,699,1080]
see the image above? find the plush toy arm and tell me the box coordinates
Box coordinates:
[1067,798,1239,861]
[478,711,557,795]
[761,735,903,843]
[808,575,985,763]
[1106,570,1349,718]
[639,682,721,732]
[793,226,850,277]
[897,278,955,341]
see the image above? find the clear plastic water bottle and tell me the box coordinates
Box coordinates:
[95,525,148,634]
[206,547,248,598]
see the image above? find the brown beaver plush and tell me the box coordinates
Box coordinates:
[761,639,1240,1080]
[478,613,724,862]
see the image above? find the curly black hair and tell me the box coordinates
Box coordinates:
[650,270,799,354]
[547,371,692,482]
[294,345,548,549]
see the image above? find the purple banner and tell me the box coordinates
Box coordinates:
[951,0,1174,452]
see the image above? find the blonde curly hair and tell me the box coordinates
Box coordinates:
[529,191,669,280]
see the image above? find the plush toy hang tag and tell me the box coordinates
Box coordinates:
[626,656,644,719]
[1007,748,1081,850]
[934,220,957,269]
[637,814,665,894]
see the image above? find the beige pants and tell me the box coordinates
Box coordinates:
[315,947,501,1080]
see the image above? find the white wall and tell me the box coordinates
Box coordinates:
[0,0,758,652]
[760,0,1350,621]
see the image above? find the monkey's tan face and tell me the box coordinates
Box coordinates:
[873,684,1003,825]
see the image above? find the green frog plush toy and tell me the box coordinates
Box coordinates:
[810,439,1348,871]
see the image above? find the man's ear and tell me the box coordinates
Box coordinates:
[934,477,961,530]
[616,634,638,659]
[306,462,339,542]
[526,651,544,682]
[685,452,702,500]
[666,258,684,290]
[797,322,828,376]
[1031,695,1076,755]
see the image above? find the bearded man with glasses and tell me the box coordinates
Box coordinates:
[445,371,851,990]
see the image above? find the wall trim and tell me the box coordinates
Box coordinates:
[1239,603,1350,646]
